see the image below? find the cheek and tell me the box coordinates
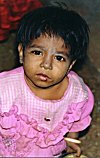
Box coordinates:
[23,58,34,74]
[53,63,69,77]
[24,55,38,68]
[54,62,69,71]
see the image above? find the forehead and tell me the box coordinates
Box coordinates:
[29,34,68,51]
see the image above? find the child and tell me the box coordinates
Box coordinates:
[0,5,94,157]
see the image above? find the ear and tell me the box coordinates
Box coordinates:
[68,60,76,71]
[18,44,24,64]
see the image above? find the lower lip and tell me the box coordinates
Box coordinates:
[37,74,49,81]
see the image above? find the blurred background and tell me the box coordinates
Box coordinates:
[0,0,100,157]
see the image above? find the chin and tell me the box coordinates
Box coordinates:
[33,82,52,89]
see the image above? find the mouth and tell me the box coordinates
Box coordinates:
[36,73,51,81]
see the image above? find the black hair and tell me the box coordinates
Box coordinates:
[17,5,89,61]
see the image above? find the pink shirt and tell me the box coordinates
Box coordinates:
[0,67,94,157]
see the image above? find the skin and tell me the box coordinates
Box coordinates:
[66,132,81,157]
[18,34,81,156]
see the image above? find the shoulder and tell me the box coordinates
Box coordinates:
[68,71,93,103]
[0,66,24,91]
[0,67,25,111]
[0,66,23,82]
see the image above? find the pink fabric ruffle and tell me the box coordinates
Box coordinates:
[0,100,88,156]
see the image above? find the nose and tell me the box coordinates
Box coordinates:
[40,55,53,70]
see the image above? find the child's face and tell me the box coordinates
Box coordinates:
[18,34,73,90]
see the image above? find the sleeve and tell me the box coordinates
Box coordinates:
[69,86,94,132]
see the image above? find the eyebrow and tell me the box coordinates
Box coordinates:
[55,50,70,57]
[28,44,70,57]
[54,51,67,56]
[28,44,46,50]
[57,53,70,59]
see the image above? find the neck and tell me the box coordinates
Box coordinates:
[25,76,69,100]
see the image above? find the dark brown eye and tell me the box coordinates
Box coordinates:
[31,50,42,56]
[55,55,65,61]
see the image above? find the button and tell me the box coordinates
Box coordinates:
[44,117,51,121]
